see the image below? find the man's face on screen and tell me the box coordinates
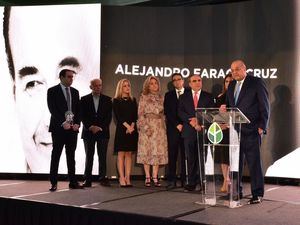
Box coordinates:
[8,5,100,173]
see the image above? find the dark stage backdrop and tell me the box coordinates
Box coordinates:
[101,0,300,178]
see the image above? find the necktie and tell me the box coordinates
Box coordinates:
[177,90,181,99]
[193,92,198,108]
[234,82,241,105]
[65,87,71,111]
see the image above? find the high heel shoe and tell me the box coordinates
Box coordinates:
[125,177,133,187]
[220,186,228,193]
[119,178,127,188]
[145,177,151,187]
[220,179,230,193]
[152,177,161,187]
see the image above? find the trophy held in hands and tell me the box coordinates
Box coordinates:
[65,111,74,126]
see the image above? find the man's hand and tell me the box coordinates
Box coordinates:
[194,124,202,131]
[72,124,80,131]
[189,118,203,131]
[176,124,183,132]
[89,125,102,134]
[189,117,197,128]
[258,127,264,135]
[62,122,71,130]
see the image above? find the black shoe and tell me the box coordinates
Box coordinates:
[99,178,111,187]
[219,194,230,200]
[239,193,243,199]
[49,184,57,192]
[184,184,196,191]
[180,180,185,188]
[248,196,263,205]
[82,181,92,188]
[198,185,205,192]
[166,182,177,190]
[219,193,242,201]
[69,182,84,189]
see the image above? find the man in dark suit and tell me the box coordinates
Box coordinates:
[164,73,186,189]
[221,59,270,204]
[47,69,82,191]
[80,78,112,187]
[178,74,214,191]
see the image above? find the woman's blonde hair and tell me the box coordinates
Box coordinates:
[114,78,133,100]
[142,76,161,95]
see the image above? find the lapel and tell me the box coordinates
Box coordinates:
[97,94,103,114]
[172,90,179,103]
[197,91,202,108]
[88,93,97,114]
[57,84,68,110]
[228,81,235,105]
[187,90,195,111]
[70,87,76,111]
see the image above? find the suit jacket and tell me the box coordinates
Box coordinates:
[164,89,183,133]
[226,75,270,134]
[178,89,214,139]
[47,84,80,133]
[80,93,112,140]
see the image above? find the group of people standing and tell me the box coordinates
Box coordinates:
[47,59,270,205]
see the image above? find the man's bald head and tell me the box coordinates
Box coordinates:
[90,78,102,96]
[231,59,247,81]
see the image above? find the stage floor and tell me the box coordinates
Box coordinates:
[0,179,299,225]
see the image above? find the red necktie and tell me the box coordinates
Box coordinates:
[193,92,198,108]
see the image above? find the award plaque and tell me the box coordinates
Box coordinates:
[65,111,74,125]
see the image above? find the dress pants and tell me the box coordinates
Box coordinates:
[83,138,109,182]
[184,136,204,187]
[50,131,78,185]
[167,128,186,184]
[239,132,264,197]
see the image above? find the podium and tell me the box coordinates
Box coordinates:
[195,108,250,208]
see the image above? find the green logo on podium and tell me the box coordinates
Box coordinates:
[207,122,223,144]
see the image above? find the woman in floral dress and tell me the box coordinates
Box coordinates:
[137,76,168,187]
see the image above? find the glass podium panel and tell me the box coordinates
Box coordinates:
[195,108,250,208]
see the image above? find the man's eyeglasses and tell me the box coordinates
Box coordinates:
[191,79,201,83]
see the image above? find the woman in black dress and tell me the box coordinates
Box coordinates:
[215,73,233,192]
[113,79,138,187]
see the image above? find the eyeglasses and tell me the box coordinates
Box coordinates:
[191,79,201,83]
